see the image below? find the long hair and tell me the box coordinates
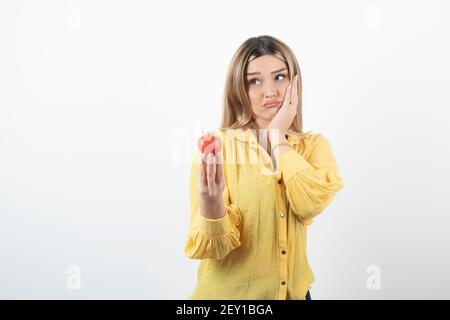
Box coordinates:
[220,35,305,137]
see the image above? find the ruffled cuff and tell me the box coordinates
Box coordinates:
[184,204,242,260]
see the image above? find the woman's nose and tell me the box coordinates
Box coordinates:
[264,86,277,98]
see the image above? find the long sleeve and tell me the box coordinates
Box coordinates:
[184,149,243,260]
[279,134,344,225]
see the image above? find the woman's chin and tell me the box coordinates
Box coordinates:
[266,106,280,113]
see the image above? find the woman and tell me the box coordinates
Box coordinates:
[184,35,344,300]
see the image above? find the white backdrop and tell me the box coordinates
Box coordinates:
[1,0,449,299]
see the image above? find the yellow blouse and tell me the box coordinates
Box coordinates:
[184,128,344,300]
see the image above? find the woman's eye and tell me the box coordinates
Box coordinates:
[248,74,287,86]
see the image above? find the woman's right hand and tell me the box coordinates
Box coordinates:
[197,151,226,219]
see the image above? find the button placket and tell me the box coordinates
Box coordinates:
[277,181,288,299]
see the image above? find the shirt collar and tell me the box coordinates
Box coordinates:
[223,128,312,145]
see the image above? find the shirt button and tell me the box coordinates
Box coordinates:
[281,249,287,255]
[280,213,285,217]
[281,281,286,286]
[278,180,282,184]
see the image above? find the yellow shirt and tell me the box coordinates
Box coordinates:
[184,128,344,300]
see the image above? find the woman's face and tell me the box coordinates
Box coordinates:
[245,55,290,129]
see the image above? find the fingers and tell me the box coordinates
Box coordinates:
[283,82,292,107]
[290,74,297,104]
[290,74,299,109]
[200,152,208,186]
[215,151,223,184]
[206,152,216,191]
[283,73,299,107]
[295,74,298,101]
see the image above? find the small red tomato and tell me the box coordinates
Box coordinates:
[197,131,221,156]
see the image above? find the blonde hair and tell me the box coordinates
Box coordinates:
[220,35,305,137]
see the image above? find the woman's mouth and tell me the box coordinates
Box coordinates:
[263,102,281,108]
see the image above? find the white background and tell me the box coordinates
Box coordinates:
[1,0,449,299]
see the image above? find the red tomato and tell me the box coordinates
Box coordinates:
[197,132,221,156]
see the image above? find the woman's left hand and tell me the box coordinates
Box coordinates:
[267,74,299,140]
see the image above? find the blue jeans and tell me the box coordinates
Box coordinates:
[305,290,311,300]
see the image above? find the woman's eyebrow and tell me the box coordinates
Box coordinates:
[246,67,287,76]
